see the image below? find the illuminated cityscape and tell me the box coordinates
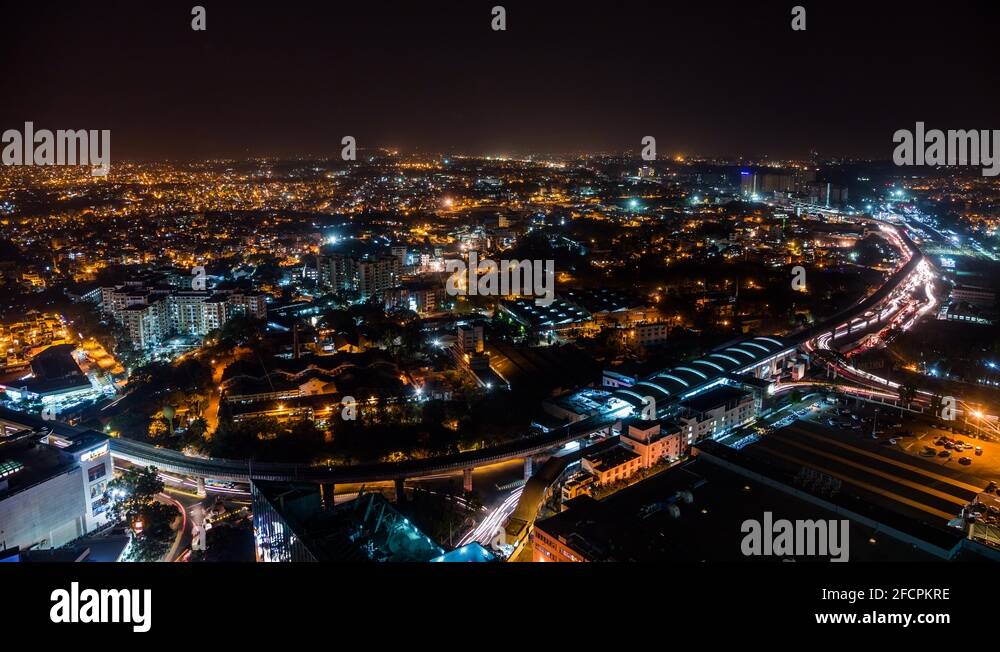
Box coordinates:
[5,146,1000,563]
[2,0,1000,636]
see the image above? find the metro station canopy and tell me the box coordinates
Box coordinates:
[614,336,791,408]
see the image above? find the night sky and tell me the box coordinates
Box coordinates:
[2,0,998,160]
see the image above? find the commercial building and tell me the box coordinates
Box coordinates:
[627,322,673,347]
[611,335,794,415]
[560,288,654,326]
[677,385,757,445]
[0,408,113,551]
[950,284,995,308]
[554,417,687,501]
[581,444,642,486]
[383,280,447,315]
[560,472,596,502]
[532,455,944,562]
[456,322,485,355]
[498,298,593,336]
[620,418,684,468]
[251,481,443,562]
[2,344,94,404]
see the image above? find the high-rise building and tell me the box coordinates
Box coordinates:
[169,291,212,336]
[201,296,228,334]
[315,252,352,291]
[101,284,269,349]
[357,255,400,300]
[225,291,268,320]
[316,252,400,300]
[122,300,169,350]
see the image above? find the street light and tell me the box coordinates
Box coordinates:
[971,409,984,438]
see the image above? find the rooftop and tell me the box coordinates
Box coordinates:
[535,458,941,562]
[252,482,444,562]
[584,444,640,471]
[682,385,752,415]
[615,335,789,409]
[0,436,78,501]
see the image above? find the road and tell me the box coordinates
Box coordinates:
[158,492,189,562]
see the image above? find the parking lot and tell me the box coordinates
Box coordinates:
[900,426,1000,483]
[802,398,1000,485]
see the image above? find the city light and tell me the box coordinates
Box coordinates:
[3,3,998,589]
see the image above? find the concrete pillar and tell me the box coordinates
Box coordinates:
[523,457,534,480]
[463,468,473,493]
[320,483,336,510]
[394,478,407,504]
[191,504,206,551]
[195,477,206,498]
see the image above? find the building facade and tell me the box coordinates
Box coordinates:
[0,411,113,551]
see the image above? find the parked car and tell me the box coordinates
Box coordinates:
[959,456,973,465]
[938,450,951,458]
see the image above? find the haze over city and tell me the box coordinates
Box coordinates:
[3,1,1000,160]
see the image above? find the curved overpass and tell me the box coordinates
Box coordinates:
[792,223,923,345]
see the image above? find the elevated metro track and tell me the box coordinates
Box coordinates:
[109,412,623,483]
[792,224,923,345]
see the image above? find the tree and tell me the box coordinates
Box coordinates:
[929,394,945,423]
[898,382,917,406]
[207,417,264,459]
[218,315,265,348]
[107,466,164,524]
[183,416,208,449]
[106,466,178,562]
[127,503,178,562]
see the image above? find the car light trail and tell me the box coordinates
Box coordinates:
[458,486,523,549]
